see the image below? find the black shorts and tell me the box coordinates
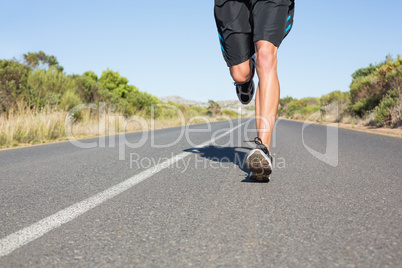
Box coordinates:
[214,0,295,67]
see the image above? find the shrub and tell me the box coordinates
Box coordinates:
[320,91,350,106]
[23,51,64,72]
[27,67,76,109]
[98,70,160,116]
[126,88,159,116]
[99,69,132,99]
[0,60,31,112]
[350,55,402,117]
[158,104,179,119]
[351,64,377,80]
[351,97,379,117]
[282,98,318,118]
[222,109,238,118]
[303,104,320,115]
[59,89,81,110]
[187,106,209,117]
[74,74,109,103]
[83,71,98,82]
[279,96,295,106]
[350,75,376,104]
[207,100,221,116]
[285,99,301,118]
[374,88,399,126]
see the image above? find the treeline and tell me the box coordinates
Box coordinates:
[0,51,234,120]
[279,55,401,127]
[0,51,237,148]
[0,51,159,117]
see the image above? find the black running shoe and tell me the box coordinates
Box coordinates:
[246,137,273,181]
[235,57,255,105]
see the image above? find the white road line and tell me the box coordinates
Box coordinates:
[0,122,245,257]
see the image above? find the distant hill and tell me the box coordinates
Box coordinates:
[160,96,209,108]
[160,96,256,117]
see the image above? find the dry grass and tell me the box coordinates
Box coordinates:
[0,105,237,149]
[0,106,67,148]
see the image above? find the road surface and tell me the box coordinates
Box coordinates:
[0,119,401,267]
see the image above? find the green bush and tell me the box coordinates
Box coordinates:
[74,74,109,103]
[59,89,81,110]
[350,75,376,103]
[303,104,320,115]
[187,106,209,117]
[349,55,402,117]
[351,97,379,117]
[285,99,302,117]
[23,51,64,72]
[98,69,160,116]
[351,64,377,80]
[0,60,31,112]
[27,67,76,109]
[222,109,238,118]
[320,90,350,106]
[155,102,186,119]
[279,96,295,106]
[374,88,399,125]
[127,88,159,115]
[83,71,98,82]
[282,98,319,118]
[99,69,133,99]
[207,100,221,116]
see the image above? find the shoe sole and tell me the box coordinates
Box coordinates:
[249,172,270,182]
[246,149,272,176]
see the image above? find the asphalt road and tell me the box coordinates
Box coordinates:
[0,119,401,267]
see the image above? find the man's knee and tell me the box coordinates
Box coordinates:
[230,61,251,84]
[255,42,278,70]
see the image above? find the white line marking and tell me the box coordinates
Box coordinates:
[0,122,245,257]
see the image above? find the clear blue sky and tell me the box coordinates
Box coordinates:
[1,0,401,102]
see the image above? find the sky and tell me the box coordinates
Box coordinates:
[1,0,401,102]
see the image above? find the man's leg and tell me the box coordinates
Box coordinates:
[229,59,253,85]
[254,40,279,151]
[214,0,254,83]
[244,40,278,181]
[245,0,294,180]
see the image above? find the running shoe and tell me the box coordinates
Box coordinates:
[249,171,270,182]
[246,137,273,180]
[235,56,255,105]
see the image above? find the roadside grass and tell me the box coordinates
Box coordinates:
[0,105,241,149]
[0,106,67,148]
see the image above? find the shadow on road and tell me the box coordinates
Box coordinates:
[184,145,269,183]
